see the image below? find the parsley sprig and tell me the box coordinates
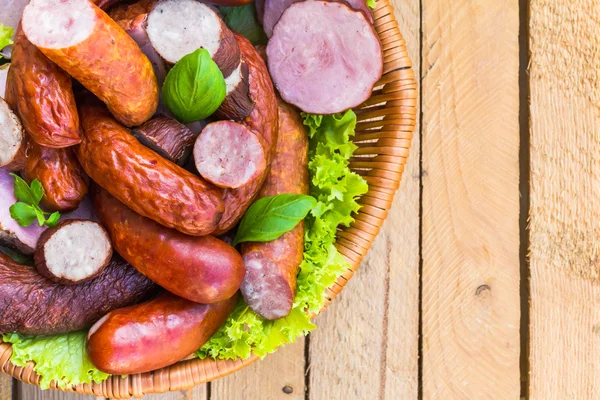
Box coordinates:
[9,174,60,227]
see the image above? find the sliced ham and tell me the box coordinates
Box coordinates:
[266,1,382,114]
[193,121,267,189]
[146,0,240,77]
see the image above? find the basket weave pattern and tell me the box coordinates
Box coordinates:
[0,0,416,396]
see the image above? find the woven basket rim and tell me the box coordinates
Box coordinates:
[0,0,417,396]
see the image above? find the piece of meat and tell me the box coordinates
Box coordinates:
[194,121,267,189]
[0,66,9,99]
[146,0,240,77]
[108,0,157,20]
[0,169,96,254]
[267,1,382,114]
[93,187,245,304]
[22,0,159,127]
[0,253,158,335]
[87,292,238,374]
[132,115,196,166]
[214,34,278,235]
[34,219,112,285]
[214,61,254,121]
[77,99,224,236]
[240,100,309,320]
[255,0,265,25]
[0,96,25,171]
[9,26,81,148]
[22,142,89,212]
[93,0,129,10]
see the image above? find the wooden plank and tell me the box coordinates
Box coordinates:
[528,1,600,398]
[211,339,305,400]
[307,0,421,398]
[0,376,11,400]
[142,385,207,400]
[420,0,521,398]
[16,382,101,400]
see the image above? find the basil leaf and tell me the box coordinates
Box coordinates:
[233,194,317,246]
[220,4,267,46]
[45,212,61,227]
[162,48,226,123]
[9,202,39,227]
[10,173,37,204]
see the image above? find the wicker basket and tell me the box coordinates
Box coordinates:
[0,0,416,396]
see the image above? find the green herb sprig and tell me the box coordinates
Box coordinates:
[9,173,60,227]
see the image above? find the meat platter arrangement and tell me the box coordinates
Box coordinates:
[0,0,382,389]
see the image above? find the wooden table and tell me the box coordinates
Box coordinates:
[2,0,599,398]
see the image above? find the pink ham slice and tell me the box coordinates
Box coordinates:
[262,0,373,38]
[266,1,382,114]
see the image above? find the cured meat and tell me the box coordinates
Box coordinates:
[9,26,80,148]
[21,0,159,126]
[147,0,240,77]
[214,34,278,235]
[22,142,89,212]
[77,100,223,236]
[0,96,25,171]
[194,121,267,189]
[214,62,254,121]
[266,1,382,114]
[0,253,157,335]
[240,100,309,320]
[87,292,238,374]
[132,115,196,166]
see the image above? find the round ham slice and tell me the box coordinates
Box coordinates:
[266,1,382,114]
[193,121,266,189]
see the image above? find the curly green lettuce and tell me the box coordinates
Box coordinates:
[0,24,14,58]
[367,0,377,9]
[199,110,368,359]
[2,332,110,390]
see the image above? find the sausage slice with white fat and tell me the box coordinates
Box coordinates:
[0,96,26,171]
[267,1,382,114]
[214,62,254,121]
[193,121,266,189]
[35,219,113,285]
[147,0,240,77]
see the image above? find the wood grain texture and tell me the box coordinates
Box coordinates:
[16,382,100,400]
[141,385,207,400]
[0,375,11,400]
[308,0,421,398]
[421,0,521,398]
[212,339,305,400]
[529,1,600,398]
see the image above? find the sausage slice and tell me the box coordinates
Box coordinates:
[132,115,196,166]
[0,97,25,171]
[266,1,382,114]
[214,61,254,121]
[21,0,159,126]
[34,219,113,285]
[147,0,240,77]
[194,121,267,189]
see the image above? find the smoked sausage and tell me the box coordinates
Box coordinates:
[240,100,309,320]
[23,142,88,212]
[78,100,223,236]
[87,292,238,374]
[9,26,80,148]
[93,187,244,304]
[214,34,278,235]
[0,95,26,172]
[0,253,158,335]
[22,0,158,127]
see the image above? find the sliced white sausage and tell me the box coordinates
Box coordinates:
[0,96,25,171]
[214,62,254,121]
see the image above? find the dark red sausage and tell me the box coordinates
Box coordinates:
[87,292,238,374]
[214,34,278,235]
[93,187,244,304]
[9,26,80,148]
[78,100,223,236]
[22,141,89,212]
[240,100,309,320]
[0,253,158,335]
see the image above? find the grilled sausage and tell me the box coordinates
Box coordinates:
[267,1,382,114]
[0,253,158,335]
[132,115,196,166]
[214,61,254,121]
[214,34,278,235]
[240,100,309,320]
[22,142,88,212]
[93,187,244,304]
[0,95,26,171]
[22,0,158,126]
[87,292,238,374]
[78,100,223,236]
[9,26,80,148]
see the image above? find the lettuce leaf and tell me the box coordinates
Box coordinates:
[367,0,377,9]
[0,24,14,58]
[199,110,368,359]
[2,331,110,390]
